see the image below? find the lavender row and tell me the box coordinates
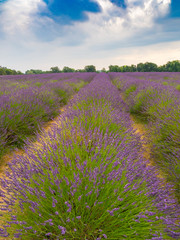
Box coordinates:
[109,72,180,202]
[0,73,179,239]
[0,73,95,164]
[132,72,180,91]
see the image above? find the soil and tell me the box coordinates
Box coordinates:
[130,114,164,179]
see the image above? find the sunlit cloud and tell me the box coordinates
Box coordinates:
[0,0,179,71]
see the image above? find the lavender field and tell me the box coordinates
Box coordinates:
[0,73,95,164]
[0,73,180,239]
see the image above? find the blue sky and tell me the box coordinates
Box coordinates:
[0,0,179,71]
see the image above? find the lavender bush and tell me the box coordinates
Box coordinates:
[0,73,179,239]
[110,72,180,201]
[0,73,95,165]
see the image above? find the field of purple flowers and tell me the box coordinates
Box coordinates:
[0,73,95,166]
[0,73,180,239]
[110,72,180,202]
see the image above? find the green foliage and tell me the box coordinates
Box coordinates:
[175,84,180,91]
[84,65,96,72]
[125,86,180,201]
[25,69,43,74]
[0,68,7,75]
[125,85,137,97]
[162,81,168,86]
[62,66,75,72]
[129,88,156,123]
[137,62,158,72]
[0,77,90,168]
[109,60,180,72]
[66,80,88,92]
[111,78,122,90]
[147,99,180,200]
[73,97,127,135]
[50,66,61,73]
[101,68,107,72]
[54,88,69,105]
[0,66,23,75]
[159,60,180,72]
[3,91,170,239]
[1,59,180,75]
[34,82,43,87]
[75,69,85,72]
[108,65,121,72]
[165,60,180,72]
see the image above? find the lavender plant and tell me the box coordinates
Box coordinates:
[0,74,179,239]
[110,72,180,202]
[0,73,95,165]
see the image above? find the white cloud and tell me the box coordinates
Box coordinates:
[0,0,179,72]
[0,0,171,42]
[66,0,172,48]
[0,0,45,36]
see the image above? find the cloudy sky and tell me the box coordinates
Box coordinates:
[0,0,180,72]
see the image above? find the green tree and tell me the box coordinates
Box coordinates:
[62,66,75,72]
[5,68,14,75]
[137,62,158,72]
[101,68,106,72]
[75,69,85,72]
[25,70,34,74]
[108,65,120,72]
[16,70,23,75]
[0,67,6,75]
[50,66,61,73]
[165,60,180,72]
[84,65,96,72]
[143,62,158,72]
[137,63,144,72]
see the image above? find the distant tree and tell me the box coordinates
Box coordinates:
[130,64,137,72]
[137,63,144,72]
[158,65,166,72]
[0,66,23,75]
[50,66,61,73]
[16,70,23,75]
[143,62,158,72]
[101,68,106,72]
[164,60,180,72]
[25,69,44,74]
[84,65,96,72]
[0,67,7,75]
[5,68,14,75]
[33,69,43,74]
[62,66,75,72]
[25,70,34,74]
[75,69,85,72]
[137,62,158,72]
[108,65,120,72]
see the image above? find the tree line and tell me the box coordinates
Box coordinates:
[108,60,180,72]
[0,66,23,75]
[0,60,180,75]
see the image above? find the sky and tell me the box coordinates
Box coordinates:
[0,0,180,72]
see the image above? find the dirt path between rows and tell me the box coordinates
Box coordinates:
[119,90,164,179]
[130,114,164,180]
